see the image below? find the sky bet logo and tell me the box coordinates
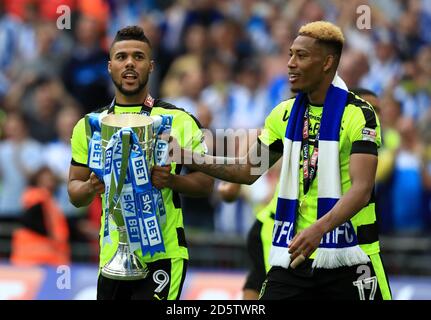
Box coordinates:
[131,156,149,185]
[89,141,103,169]
[104,149,113,174]
[155,141,168,165]
[140,192,153,215]
[121,193,136,218]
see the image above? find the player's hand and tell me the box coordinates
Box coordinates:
[151,165,173,189]
[88,172,105,195]
[217,182,241,202]
[288,222,325,268]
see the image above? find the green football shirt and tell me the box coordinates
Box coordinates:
[259,92,382,256]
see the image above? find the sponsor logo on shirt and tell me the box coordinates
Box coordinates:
[362,128,377,142]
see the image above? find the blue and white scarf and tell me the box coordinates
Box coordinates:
[269,75,370,269]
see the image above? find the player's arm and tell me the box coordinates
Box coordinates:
[179,141,282,185]
[177,103,285,184]
[217,182,242,202]
[320,153,377,229]
[151,111,216,197]
[68,165,105,208]
[151,165,214,197]
[289,153,377,260]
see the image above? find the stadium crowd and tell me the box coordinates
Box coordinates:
[0,0,431,263]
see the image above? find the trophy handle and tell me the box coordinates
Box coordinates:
[107,130,132,226]
[115,131,131,199]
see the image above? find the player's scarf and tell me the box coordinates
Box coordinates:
[269,75,370,269]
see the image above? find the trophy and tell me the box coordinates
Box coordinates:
[100,114,154,280]
[86,111,171,280]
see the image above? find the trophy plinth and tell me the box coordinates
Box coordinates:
[101,227,149,280]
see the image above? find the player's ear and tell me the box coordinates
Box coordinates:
[323,55,335,73]
[149,60,154,73]
[108,61,112,74]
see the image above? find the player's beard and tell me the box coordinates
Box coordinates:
[112,73,149,96]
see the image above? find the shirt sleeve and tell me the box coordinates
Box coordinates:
[346,104,381,155]
[172,112,207,154]
[70,118,89,166]
[258,101,291,154]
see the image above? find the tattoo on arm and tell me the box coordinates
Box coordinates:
[188,141,282,184]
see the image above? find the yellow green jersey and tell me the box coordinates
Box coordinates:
[258,92,382,256]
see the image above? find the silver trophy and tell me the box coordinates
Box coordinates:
[99,113,155,280]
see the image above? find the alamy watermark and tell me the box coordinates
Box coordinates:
[56,265,71,290]
[56,5,71,30]
[352,264,378,300]
[166,127,270,176]
[55,4,372,31]
[357,5,372,30]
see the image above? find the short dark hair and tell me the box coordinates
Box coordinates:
[110,26,152,54]
[317,39,343,61]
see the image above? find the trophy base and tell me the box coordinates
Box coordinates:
[101,242,149,280]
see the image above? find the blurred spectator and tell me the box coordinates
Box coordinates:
[242,1,275,54]
[391,117,426,234]
[107,0,156,37]
[4,0,75,21]
[164,63,215,231]
[395,47,431,121]
[11,0,40,63]
[339,49,369,89]
[10,21,73,82]
[10,166,70,266]
[161,23,209,99]
[165,67,210,122]
[359,27,402,95]
[61,14,111,113]
[201,56,234,131]
[229,59,270,130]
[77,0,110,32]
[396,10,427,61]
[24,77,64,143]
[183,0,224,29]
[0,112,44,218]
[43,105,89,243]
[139,12,172,98]
[374,93,402,234]
[0,0,22,97]
[209,18,253,68]
[419,108,431,229]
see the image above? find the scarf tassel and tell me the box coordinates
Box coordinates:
[312,246,370,269]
